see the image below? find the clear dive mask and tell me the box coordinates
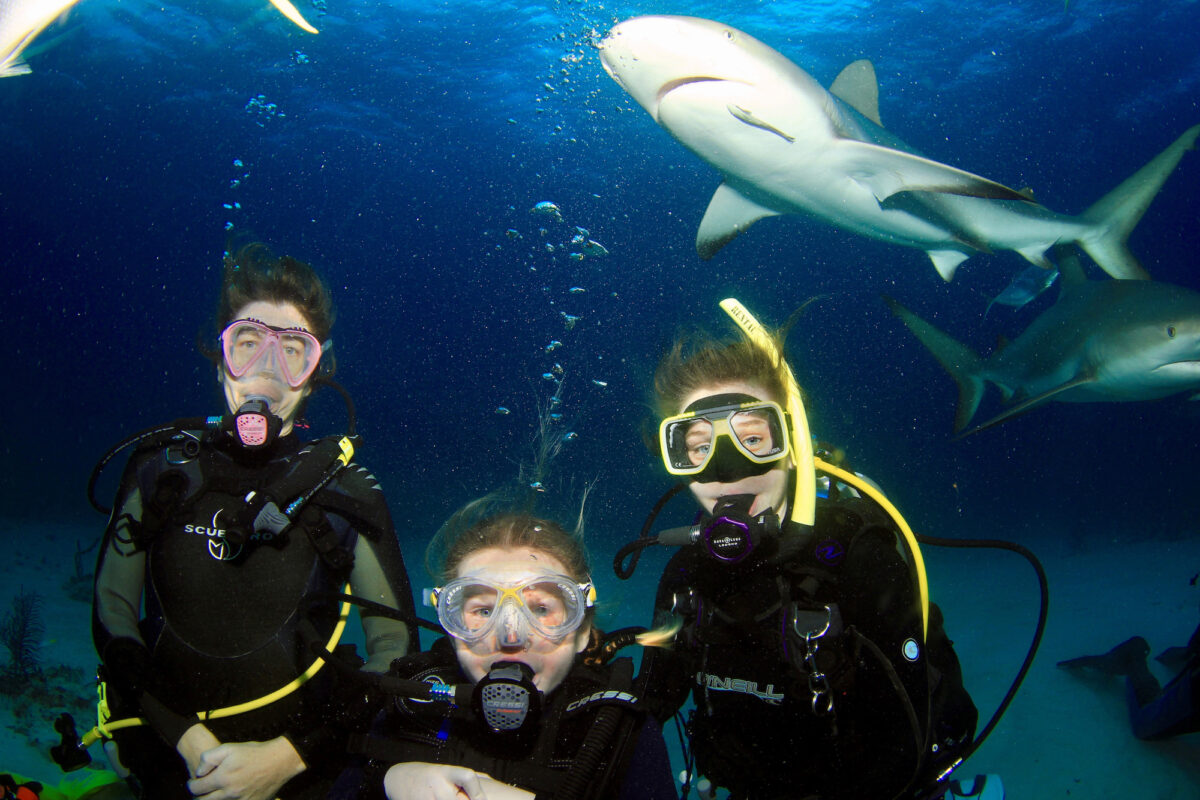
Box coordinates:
[220,318,325,389]
[428,574,595,647]
[659,393,791,479]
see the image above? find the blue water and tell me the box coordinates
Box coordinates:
[2,0,1199,793]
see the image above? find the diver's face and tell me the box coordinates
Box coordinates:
[680,381,790,517]
[451,546,590,695]
[220,300,315,435]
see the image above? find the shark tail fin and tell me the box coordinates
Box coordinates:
[1077,123,1200,280]
[884,296,986,434]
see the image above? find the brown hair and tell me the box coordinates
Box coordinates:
[218,242,336,343]
[435,508,680,659]
[440,512,590,586]
[653,330,789,418]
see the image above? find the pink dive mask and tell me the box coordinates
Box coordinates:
[219,318,324,388]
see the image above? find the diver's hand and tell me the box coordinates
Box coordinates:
[176,723,222,779]
[383,762,487,800]
[187,736,304,799]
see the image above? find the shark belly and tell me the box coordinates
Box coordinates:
[657,82,977,250]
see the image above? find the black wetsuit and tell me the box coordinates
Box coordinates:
[349,637,677,800]
[92,429,416,799]
[1129,622,1200,740]
[639,493,978,800]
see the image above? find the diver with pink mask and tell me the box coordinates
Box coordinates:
[87,243,415,800]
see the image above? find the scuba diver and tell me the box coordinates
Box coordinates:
[342,511,677,800]
[1058,619,1200,740]
[86,243,416,800]
[620,299,997,800]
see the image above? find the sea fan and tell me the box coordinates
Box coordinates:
[0,588,45,689]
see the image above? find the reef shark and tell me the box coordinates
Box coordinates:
[886,249,1200,437]
[1,0,315,79]
[598,15,1198,281]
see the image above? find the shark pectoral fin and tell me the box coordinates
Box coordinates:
[268,0,319,33]
[696,183,780,259]
[955,373,1096,439]
[926,250,971,282]
[843,142,1035,204]
[829,59,882,126]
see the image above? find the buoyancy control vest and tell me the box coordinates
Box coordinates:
[353,638,646,800]
[102,429,382,742]
[656,491,977,800]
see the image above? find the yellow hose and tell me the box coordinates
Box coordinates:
[815,459,929,638]
[83,585,353,746]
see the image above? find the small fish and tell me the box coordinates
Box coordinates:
[571,233,586,245]
[549,412,564,421]
[562,431,579,442]
[531,201,565,224]
[727,103,796,143]
[581,239,609,257]
[552,363,564,374]
[569,287,586,294]
[545,340,563,352]
[985,265,1060,317]
[505,228,521,239]
[592,379,608,388]
[561,312,581,330]
[1,0,83,77]
[574,226,590,237]
[542,372,557,381]
[569,253,585,261]
[530,481,546,492]
[495,406,511,415]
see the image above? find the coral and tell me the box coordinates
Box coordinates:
[63,538,99,603]
[0,588,44,692]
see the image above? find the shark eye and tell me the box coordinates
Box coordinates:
[1167,326,1177,338]
[723,29,734,40]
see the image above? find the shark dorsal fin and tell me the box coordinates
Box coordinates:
[1054,245,1089,291]
[830,60,882,126]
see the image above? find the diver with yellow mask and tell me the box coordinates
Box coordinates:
[617,300,1032,800]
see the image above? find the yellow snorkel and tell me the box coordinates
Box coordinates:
[719,298,816,528]
[719,298,929,638]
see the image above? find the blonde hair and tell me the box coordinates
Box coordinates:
[653,331,789,418]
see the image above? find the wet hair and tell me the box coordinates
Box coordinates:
[653,329,789,418]
[217,242,336,343]
[440,512,590,587]
[434,506,679,657]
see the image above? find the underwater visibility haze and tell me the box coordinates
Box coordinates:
[1,0,1199,796]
